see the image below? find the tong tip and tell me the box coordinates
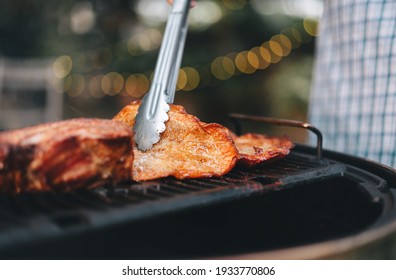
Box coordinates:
[133,101,170,151]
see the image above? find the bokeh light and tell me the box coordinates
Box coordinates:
[277,34,292,56]
[125,73,149,97]
[89,75,105,99]
[250,47,270,70]
[269,39,283,57]
[281,27,302,49]
[52,56,73,79]
[189,0,223,31]
[211,56,235,80]
[262,42,281,64]
[101,72,124,96]
[70,1,95,34]
[179,67,200,91]
[177,69,188,90]
[303,17,319,36]
[259,46,272,64]
[235,51,258,74]
[66,74,85,97]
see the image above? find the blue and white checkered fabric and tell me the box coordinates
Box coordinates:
[309,0,396,168]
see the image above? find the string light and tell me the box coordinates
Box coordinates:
[211,56,235,80]
[66,74,85,97]
[303,17,319,36]
[101,72,124,96]
[262,41,281,64]
[178,67,200,91]
[250,46,270,70]
[125,73,150,98]
[89,75,105,98]
[52,55,73,79]
[52,4,317,98]
[235,51,256,74]
[281,27,302,49]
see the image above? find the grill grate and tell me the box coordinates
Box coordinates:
[0,151,325,225]
[0,148,342,255]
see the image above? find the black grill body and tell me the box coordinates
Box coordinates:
[1,145,396,259]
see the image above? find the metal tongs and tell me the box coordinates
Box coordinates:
[133,0,191,151]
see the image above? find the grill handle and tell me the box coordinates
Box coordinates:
[229,113,323,160]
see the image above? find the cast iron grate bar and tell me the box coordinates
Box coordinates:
[156,183,192,194]
[144,187,176,198]
[168,180,212,191]
[121,187,158,201]
[68,193,111,210]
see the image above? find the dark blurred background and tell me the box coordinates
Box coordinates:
[0,0,322,143]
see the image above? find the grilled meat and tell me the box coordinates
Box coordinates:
[113,101,239,181]
[0,101,294,193]
[0,119,133,193]
[232,133,294,167]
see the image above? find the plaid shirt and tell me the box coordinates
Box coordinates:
[309,0,396,168]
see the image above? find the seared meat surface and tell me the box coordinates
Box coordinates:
[232,133,294,167]
[0,119,133,193]
[113,101,239,181]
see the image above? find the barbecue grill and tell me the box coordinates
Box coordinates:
[1,114,396,259]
